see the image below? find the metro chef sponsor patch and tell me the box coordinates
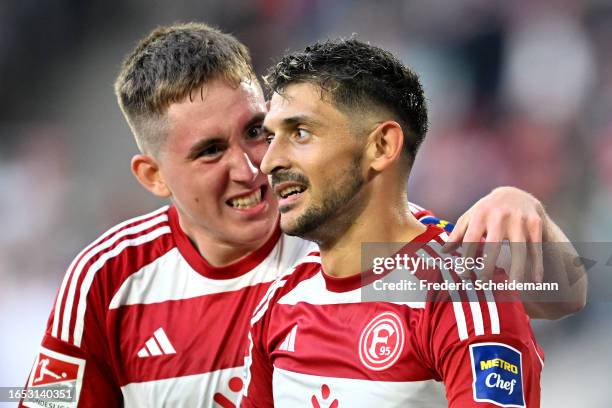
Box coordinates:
[469,342,525,407]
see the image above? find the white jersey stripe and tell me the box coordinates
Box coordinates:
[272,366,447,407]
[121,366,243,407]
[288,325,297,351]
[251,278,288,326]
[108,247,293,309]
[451,301,469,340]
[243,331,255,396]
[60,215,168,342]
[293,255,321,265]
[438,230,499,337]
[428,232,489,338]
[466,286,485,336]
[419,248,469,341]
[483,289,500,334]
[461,271,485,336]
[73,226,171,346]
[279,335,289,351]
[279,326,297,352]
[52,206,169,338]
[251,255,314,324]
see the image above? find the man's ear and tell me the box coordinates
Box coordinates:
[366,121,404,172]
[131,154,171,198]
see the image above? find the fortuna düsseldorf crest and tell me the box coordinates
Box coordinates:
[358,312,405,371]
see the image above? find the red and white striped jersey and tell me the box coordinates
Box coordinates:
[242,225,544,408]
[21,203,440,407]
[20,205,315,408]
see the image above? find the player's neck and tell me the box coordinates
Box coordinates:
[319,192,426,279]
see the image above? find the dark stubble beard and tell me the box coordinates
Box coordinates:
[283,153,365,244]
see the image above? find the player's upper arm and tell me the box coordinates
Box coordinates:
[20,253,123,407]
[20,332,122,407]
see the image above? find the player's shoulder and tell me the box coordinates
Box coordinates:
[282,246,322,292]
[408,201,456,233]
[69,205,174,281]
[250,248,321,327]
[416,231,531,343]
[408,201,434,221]
[276,234,319,270]
[47,206,176,344]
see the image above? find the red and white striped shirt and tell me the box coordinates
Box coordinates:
[21,203,437,407]
[242,225,544,407]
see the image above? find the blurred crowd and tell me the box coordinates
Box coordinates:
[0,0,610,406]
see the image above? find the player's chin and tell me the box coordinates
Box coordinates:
[226,219,277,248]
[278,213,302,236]
[229,205,278,235]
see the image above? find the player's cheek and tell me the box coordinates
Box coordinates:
[248,143,268,168]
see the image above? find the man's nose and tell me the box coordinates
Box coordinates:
[229,150,259,183]
[261,137,290,176]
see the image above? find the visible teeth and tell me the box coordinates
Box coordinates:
[229,189,262,209]
[279,186,305,198]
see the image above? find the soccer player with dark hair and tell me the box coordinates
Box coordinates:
[241,38,571,407]
[21,24,582,408]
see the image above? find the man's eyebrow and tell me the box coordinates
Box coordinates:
[185,137,225,161]
[184,113,266,161]
[263,115,323,134]
[243,112,266,132]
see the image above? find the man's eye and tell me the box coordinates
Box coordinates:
[199,145,224,158]
[246,126,264,140]
[295,128,311,140]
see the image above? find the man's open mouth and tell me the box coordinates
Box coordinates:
[227,187,264,209]
[278,184,307,199]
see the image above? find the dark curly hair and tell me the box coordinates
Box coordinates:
[265,38,428,162]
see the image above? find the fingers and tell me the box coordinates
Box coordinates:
[457,216,486,279]
[441,214,468,253]
[479,233,502,283]
[508,224,527,282]
[507,215,543,284]
[441,189,546,285]
[527,216,544,283]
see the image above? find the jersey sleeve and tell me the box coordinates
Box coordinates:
[420,279,543,407]
[20,264,123,407]
[241,329,274,408]
[241,259,321,408]
[240,275,287,408]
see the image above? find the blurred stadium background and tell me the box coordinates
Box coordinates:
[0,0,610,406]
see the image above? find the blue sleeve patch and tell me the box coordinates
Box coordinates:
[469,342,525,407]
[418,216,455,233]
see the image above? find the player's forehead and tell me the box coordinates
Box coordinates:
[166,78,266,137]
[264,83,345,130]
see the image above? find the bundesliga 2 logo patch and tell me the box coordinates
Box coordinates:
[469,342,525,407]
[24,346,85,407]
